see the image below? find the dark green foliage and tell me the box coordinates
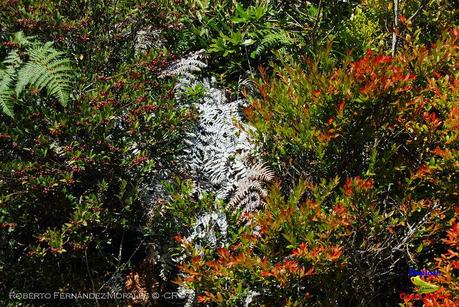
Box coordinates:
[0,0,184,76]
[0,49,195,299]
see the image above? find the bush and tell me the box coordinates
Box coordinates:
[0,0,184,76]
[1,1,457,306]
[246,29,458,192]
[175,29,458,305]
[171,0,359,81]
[0,47,195,299]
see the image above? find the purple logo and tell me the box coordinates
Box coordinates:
[408,268,441,277]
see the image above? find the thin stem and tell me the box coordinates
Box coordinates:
[391,0,399,56]
[85,248,100,307]
[311,0,323,45]
[408,0,431,21]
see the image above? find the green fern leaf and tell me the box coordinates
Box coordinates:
[251,30,293,59]
[13,31,34,47]
[0,50,22,117]
[2,50,22,67]
[16,42,73,106]
[0,69,15,117]
[0,33,74,117]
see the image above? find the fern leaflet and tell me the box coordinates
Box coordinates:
[0,69,15,117]
[251,29,293,58]
[16,42,73,106]
[0,50,22,117]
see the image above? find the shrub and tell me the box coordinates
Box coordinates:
[0,49,195,299]
[246,29,458,193]
[0,0,184,76]
[175,29,458,305]
[171,0,360,81]
[178,179,356,305]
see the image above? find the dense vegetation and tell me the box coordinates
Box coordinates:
[0,0,458,306]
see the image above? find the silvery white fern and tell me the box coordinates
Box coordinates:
[154,50,274,306]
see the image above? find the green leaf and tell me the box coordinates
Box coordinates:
[282,232,297,245]
[0,32,74,117]
[242,38,256,46]
[416,243,423,253]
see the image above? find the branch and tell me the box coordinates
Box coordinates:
[310,0,323,44]
[391,0,399,57]
[408,0,431,22]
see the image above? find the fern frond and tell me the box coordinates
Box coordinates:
[160,50,207,78]
[1,33,74,117]
[16,42,73,106]
[134,26,164,53]
[251,29,293,58]
[2,50,22,67]
[245,163,274,182]
[0,69,15,117]
[166,51,260,206]
[229,163,274,214]
[187,211,228,248]
[0,49,24,117]
[12,31,34,47]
